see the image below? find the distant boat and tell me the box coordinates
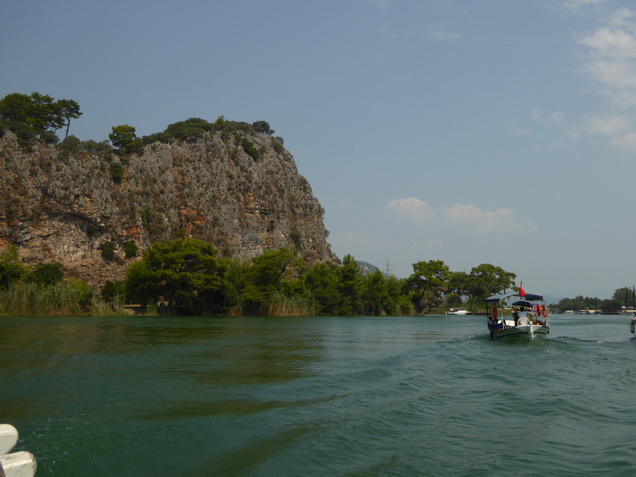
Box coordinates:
[446,308,470,315]
[485,292,550,339]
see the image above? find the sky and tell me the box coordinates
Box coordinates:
[3,0,636,299]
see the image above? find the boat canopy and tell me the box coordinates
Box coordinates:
[512,300,534,307]
[485,292,544,303]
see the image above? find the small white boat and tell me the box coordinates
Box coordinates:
[0,424,37,477]
[446,308,470,315]
[486,291,550,339]
[630,313,636,336]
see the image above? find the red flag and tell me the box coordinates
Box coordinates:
[519,282,526,298]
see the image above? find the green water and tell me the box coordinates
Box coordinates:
[1,315,636,476]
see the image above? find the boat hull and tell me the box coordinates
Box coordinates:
[488,323,549,339]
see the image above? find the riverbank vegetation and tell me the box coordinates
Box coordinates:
[550,289,635,315]
[0,247,125,316]
[0,238,632,317]
[0,238,523,317]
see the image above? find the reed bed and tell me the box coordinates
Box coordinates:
[0,282,127,316]
[267,294,314,316]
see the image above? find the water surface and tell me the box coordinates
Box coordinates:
[1,314,635,476]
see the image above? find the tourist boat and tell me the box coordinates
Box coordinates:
[446,308,469,315]
[485,291,550,339]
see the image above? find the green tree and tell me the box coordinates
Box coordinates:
[252,120,275,135]
[102,280,125,304]
[446,271,470,307]
[613,287,636,307]
[109,124,143,154]
[162,117,212,140]
[99,241,117,260]
[66,278,94,311]
[110,162,124,183]
[237,248,298,313]
[0,92,82,141]
[60,135,82,154]
[56,99,82,140]
[465,263,516,308]
[123,241,138,258]
[406,259,450,314]
[27,263,64,285]
[123,238,232,314]
[361,269,390,315]
[240,138,261,160]
[337,254,363,314]
[302,262,341,315]
[0,246,27,289]
[1,92,55,140]
[80,139,112,157]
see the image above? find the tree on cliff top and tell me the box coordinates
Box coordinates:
[109,124,143,155]
[252,120,275,135]
[0,92,81,142]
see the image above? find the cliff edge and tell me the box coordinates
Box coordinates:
[0,130,337,287]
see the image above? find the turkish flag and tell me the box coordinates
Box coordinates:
[519,282,526,298]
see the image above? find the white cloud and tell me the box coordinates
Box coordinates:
[529,109,565,124]
[425,24,462,41]
[512,127,532,136]
[444,204,482,224]
[608,8,634,28]
[576,10,636,102]
[385,199,534,234]
[582,114,632,135]
[563,0,608,9]
[575,7,636,153]
[373,0,390,9]
[444,204,535,234]
[385,197,435,222]
[609,131,636,151]
[577,27,636,58]
[549,111,566,123]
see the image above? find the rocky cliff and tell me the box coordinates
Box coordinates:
[0,130,336,287]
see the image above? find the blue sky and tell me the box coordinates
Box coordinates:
[3,0,636,299]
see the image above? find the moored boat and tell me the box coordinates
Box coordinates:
[446,308,470,315]
[485,289,550,340]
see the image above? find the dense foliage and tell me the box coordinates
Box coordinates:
[551,287,636,314]
[0,92,283,160]
[115,238,519,316]
[2,235,634,317]
[0,92,81,143]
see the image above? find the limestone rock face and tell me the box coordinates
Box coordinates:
[0,130,336,287]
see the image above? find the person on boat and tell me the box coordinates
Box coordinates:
[490,306,499,323]
[512,309,519,326]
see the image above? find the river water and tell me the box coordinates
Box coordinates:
[1,314,636,476]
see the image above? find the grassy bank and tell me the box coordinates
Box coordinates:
[0,282,127,316]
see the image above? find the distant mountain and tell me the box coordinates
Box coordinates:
[357,261,379,276]
[544,295,563,306]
